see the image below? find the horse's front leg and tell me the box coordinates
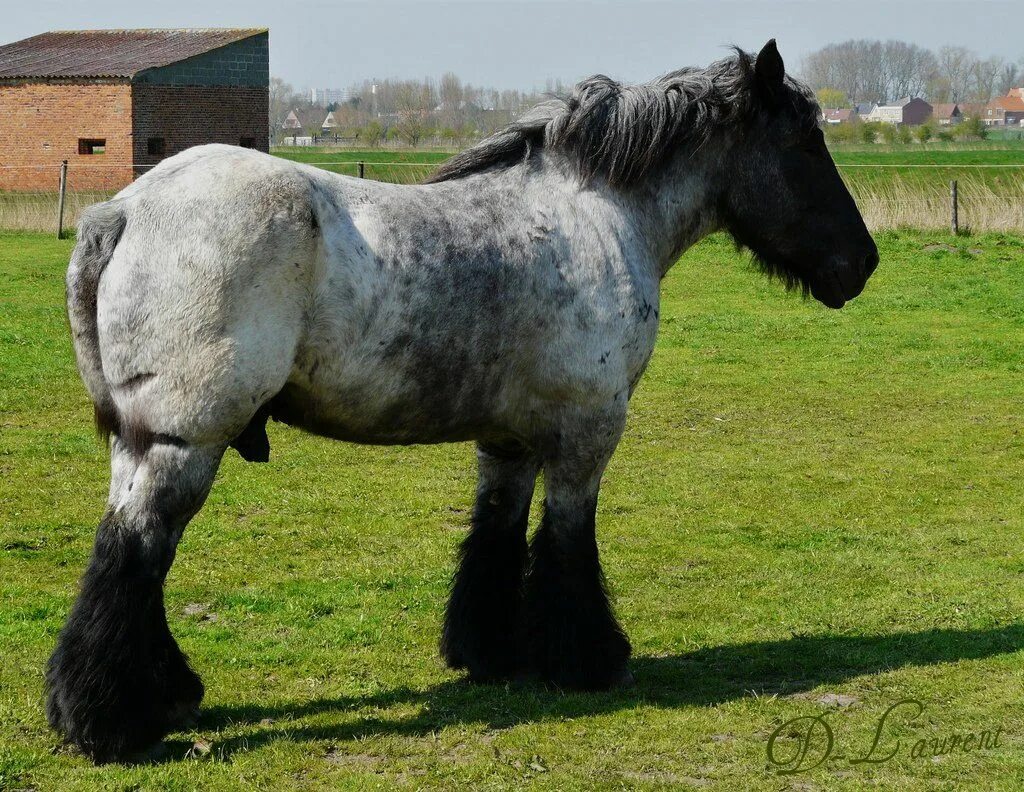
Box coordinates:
[441,441,540,681]
[526,414,632,690]
[46,437,222,762]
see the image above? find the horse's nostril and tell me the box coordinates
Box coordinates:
[863,249,879,278]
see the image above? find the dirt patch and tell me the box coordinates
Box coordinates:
[324,747,385,771]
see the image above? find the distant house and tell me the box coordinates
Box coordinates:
[852,102,875,117]
[930,103,962,125]
[321,110,339,134]
[864,97,932,126]
[984,88,1024,126]
[281,107,329,144]
[821,108,859,124]
[282,110,302,133]
[958,102,988,121]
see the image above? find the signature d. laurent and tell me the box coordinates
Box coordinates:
[767,699,1004,775]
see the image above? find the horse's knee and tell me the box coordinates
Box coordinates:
[109,439,221,532]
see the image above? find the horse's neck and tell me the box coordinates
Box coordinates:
[619,143,727,278]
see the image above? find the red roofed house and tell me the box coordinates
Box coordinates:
[984,88,1024,127]
[0,29,269,191]
[821,108,859,124]
[930,103,962,125]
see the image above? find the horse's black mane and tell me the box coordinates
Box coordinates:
[425,49,819,188]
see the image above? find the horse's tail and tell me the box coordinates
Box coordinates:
[66,200,126,441]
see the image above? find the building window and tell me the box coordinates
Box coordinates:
[239,136,256,149]
[78,138,106,155]
[147,137,166,157]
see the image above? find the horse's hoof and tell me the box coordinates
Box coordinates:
[614,668,636,688]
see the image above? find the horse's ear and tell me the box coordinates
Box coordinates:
[754,39,785,96]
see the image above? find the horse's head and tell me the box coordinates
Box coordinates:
[720,40,878,309]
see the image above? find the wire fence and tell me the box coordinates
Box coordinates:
[2,160,1023,235]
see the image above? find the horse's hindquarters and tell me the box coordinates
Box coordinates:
[92,150,319,447]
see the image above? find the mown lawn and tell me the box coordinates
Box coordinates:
[271,149,450,182]
[1,230,1023,790]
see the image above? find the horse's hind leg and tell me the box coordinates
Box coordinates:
[46,436,223,762]
[525,419,632,690]
[440,441,540,681]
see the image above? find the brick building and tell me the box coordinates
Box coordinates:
[0,28,269,191]
[984,88,1024,127]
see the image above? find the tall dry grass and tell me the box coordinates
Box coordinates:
[843,174,1024,232]
[0,190,115,234]
[2,168,1022,235]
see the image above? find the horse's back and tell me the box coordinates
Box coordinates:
[88,145,319,446]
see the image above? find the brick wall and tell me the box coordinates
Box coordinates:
[0,32,269,192]
[132,84,269,170]
[0,80,134,191]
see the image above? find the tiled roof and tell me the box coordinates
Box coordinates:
[931,103,960,118]
[989,95,1024,112]
[0,28,266,79]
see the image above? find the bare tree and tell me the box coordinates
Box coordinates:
[997,60,1021,95]
[937,46,975,103]
[393,80,435,147]
[882,41,935,100]
[971,56,1004,102]
[269,77,301,141]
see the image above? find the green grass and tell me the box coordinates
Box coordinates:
[2,231,1024,790]
[830,145,1024,198]
[271,149,450,181]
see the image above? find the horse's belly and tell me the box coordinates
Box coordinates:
[267,380,496,446]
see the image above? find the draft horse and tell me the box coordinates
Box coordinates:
[49,41,877,761]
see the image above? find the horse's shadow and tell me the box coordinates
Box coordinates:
[172,624,1024,761]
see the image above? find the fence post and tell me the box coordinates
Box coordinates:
[950,179,958,235]
[56,160,68,239]
[358,161,365,179]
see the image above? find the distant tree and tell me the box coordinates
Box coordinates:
[936,46,974,102]
[823,122,856,145]
[914,120,934,143]
[815,88,848,108]
[936,129,955,142]
[882,40,935,99]
[970,56,1004,102]
[957,116,988,140]
[925,74,953,103]
[860,121,881,143]
[798,38,1019,105]
[392,81,435,147]
[361,120,384,146]
[269,77,302,143]
[879,123,898,144]
[897,125,913,144]
[997,61,1021,95]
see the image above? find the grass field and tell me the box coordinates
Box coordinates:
[2,230,1024,790]
[271,148,450,181]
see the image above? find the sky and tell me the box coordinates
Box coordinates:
[5,1,1024,92]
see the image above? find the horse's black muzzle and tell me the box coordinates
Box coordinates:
[811,241,879,310]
